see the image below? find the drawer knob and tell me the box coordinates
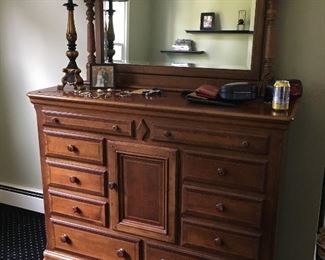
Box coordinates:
[164,130,172,138]
[112,124,119,131]
[214,237,223,246]
[67,144,77,152]
[216,203,225,212]
[108,182,117,190]
[60,234,70,244]
[72,206,81,214]
[69,176,79,184]
[116,248,126,258]
[216,168,226,176]
[241,140,249,148]
[52,117,60,124]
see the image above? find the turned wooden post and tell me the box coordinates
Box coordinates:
[85,0,96,83]
[95,0,104,64]
[260,0,277,96]
[60,0,84,90]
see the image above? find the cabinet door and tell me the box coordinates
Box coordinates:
[108,141,178,242]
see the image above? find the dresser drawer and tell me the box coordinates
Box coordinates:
[145,242,216,260]
[44,129,105,164]
[42,109,135,137]
[183,151,267,192]
[49,190,108,226]
[152,124,269,154]
[53,223,140,260]
[183,186,264,228]
[182,219,260,259]
[47,158,107,196]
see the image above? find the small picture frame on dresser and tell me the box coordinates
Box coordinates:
[200,12,216,30]
[90,64,115,89]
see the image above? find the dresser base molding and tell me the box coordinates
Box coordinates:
[44,250,88,260]
[0,183,44,213]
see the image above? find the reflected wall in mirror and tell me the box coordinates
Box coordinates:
[103,0,257,70]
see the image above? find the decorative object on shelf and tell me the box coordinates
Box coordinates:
[59,0,84,90]
[237,10,247,31]
[103,0,128,63]
[172,39,195,52]
[200,12,215,30]
[90,64,115,89]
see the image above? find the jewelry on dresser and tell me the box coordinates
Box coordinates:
[59,0,84,90]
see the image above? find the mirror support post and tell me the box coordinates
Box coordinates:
[95,0,104,64]
[261,0,277,96]
[85,0,96,83]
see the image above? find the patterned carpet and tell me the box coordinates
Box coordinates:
[0,203,46,260]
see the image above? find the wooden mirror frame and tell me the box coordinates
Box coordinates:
[84,0,277,92]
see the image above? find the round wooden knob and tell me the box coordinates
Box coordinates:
[72,206,81,214]
[67,144,77,152]
[108,182,117,190]
[116,248,126,258]
[216,168,226,176]
[164,130,172,138]
[214,237,222,246]
[112,125,119,131]
[60,234,70,244]
[69,176,79,184]
[216,203,225,212]
[241,140,249,148]
[52,118,60,124]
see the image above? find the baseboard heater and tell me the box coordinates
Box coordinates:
[0,184,44,213]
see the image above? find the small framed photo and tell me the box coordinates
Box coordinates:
[200,12,215,30]
[90,64,114,89]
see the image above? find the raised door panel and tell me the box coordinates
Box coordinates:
[108,141,178,242]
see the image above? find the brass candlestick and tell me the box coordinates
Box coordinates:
[59,0,84,90]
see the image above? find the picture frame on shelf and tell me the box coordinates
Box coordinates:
[90,64,115,89]
[200,12,215,30]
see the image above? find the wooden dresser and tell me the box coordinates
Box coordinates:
[28,86,297,260]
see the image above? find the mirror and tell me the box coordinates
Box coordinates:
[94,0,273,88]
[103,0,257,70]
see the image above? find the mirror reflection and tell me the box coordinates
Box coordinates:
[104,0,256,70]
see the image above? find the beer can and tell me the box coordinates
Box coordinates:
[272,80,290,110]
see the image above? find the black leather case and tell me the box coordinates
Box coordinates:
[219,82,258,101]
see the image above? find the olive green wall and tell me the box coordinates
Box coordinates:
[273,0,325,259]
[0,0,324,259]
[128,0,152,62]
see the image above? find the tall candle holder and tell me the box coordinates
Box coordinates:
[59,0,84,90]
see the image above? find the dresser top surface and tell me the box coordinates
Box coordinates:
[28,86,298,125]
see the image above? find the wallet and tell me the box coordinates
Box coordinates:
[195,84,220,99]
